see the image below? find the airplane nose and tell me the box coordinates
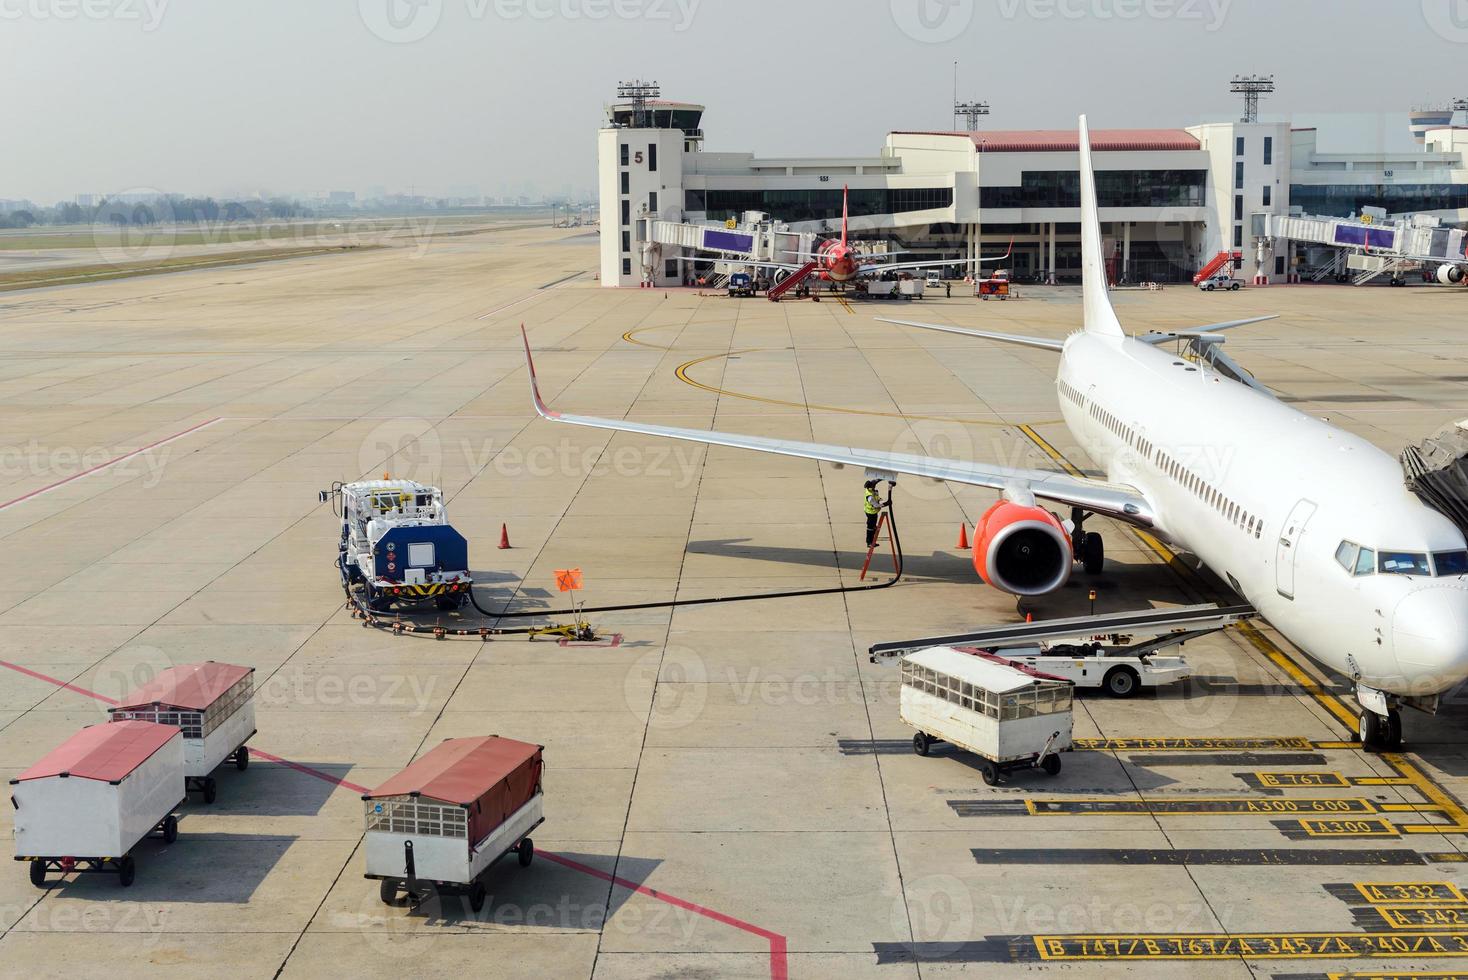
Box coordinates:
[1393,586,1468,688]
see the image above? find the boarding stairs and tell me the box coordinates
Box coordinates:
[767,261,819,302]
[1192,250,1240,285]
[1310,251,1345,282]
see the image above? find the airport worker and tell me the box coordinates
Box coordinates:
[945,281,952,298]
[864,480,882,547]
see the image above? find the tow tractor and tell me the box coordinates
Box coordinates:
[871,603,1256,698]
[319,480,472,613]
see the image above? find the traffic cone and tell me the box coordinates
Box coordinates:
[956,523,969,549]
[1026,612,1033,623]
[498,524,511,549]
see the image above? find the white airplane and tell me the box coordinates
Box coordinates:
[522,115,1468,751]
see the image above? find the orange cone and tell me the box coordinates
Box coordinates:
[498,524,511,549]
[956,523,969,549]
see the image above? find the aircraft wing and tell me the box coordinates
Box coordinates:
[879,314,1280,354]
[1136,315,1278,345]
[521,327,1155,526]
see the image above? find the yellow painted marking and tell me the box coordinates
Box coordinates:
[1356,777,1418,786]
[1299,817,1397,837]
[1075,736,1313,751]
[1257,771,1348,788]
[1328,973,1468,979]
[674,350,1038,427]
[1012,423,1468,836]
[621,327,675,350]
[1378,907,1468,930]
[836,295,855,314]
[1357,883,1468,905]
[1022,797,1377,816]
[1032,931,1468,960]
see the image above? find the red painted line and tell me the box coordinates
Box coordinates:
[0,660,118,704]
[0,658,789,980]
[0,417,222,513]
[541,852,787,980]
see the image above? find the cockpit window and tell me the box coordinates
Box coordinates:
[1434,551,1468,576]
[1379,551,1430,576]
[1353,547,1376,576]
[1334,541,1359,572]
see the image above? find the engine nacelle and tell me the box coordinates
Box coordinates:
[1438,264,1465,285]
[972,500,1073,596]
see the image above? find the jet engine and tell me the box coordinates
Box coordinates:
[1438,264,1465,285]
[972,500,1073,596]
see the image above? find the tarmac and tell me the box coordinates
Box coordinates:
[3,224,1468,978]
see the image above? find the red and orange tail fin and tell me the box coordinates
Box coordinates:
[841,184,849,246]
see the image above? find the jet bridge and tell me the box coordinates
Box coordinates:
[645,215,813,279]
[1263,211,1467,286]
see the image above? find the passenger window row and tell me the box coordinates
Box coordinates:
[1088,398,1155,460]
[1154,450,1263,539]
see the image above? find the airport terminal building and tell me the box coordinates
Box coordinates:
[598,96,1468,287]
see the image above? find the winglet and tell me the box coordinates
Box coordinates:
[1078,115,1124,338]
[520,324,559,419]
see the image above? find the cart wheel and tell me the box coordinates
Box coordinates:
[162,814,179,844]
[1103,666,1139,699]
[379,878,398,906]
[202,778,217,805]
[469,881,487,914]
[912,733,931,757]
[517,838,534,868]
[29,859,45,889]
[1041,755,1062,776]
[117,855,136,888]
[235,746,249,771]
[980,762,999,786]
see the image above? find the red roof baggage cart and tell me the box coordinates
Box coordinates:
[362,736,544,912]
[109,662,255,804]
[11,721,185,888]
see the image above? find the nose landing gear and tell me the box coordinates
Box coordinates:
[1358,708,1403,752]
[1354,685,1403,752]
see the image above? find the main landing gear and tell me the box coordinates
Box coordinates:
[1355,684,1403,752]
[1071,508,1105,575]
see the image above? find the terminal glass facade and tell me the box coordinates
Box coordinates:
[981,170,1207,209]
[689,187,953,222]
[1287,183,1468,217]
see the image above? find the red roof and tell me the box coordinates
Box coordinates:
[111,662,253,713]
[12,722,179,784]
[894,129,1200,152]
[363,736,542,805]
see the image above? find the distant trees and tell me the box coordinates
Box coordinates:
[0,195,317,228]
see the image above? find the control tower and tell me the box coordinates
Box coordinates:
[599,81,705,286]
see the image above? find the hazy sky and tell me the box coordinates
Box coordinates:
[4,0,1468,202]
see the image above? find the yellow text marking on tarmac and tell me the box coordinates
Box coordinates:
[1014,421,1468,836]
[1357,884,1468,905]
[1032,932,1468,960]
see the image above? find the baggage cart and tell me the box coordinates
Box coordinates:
[109,662,255,803]
[12,722,185,888]
[363,736,544,913]
[901,646,1073,785]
